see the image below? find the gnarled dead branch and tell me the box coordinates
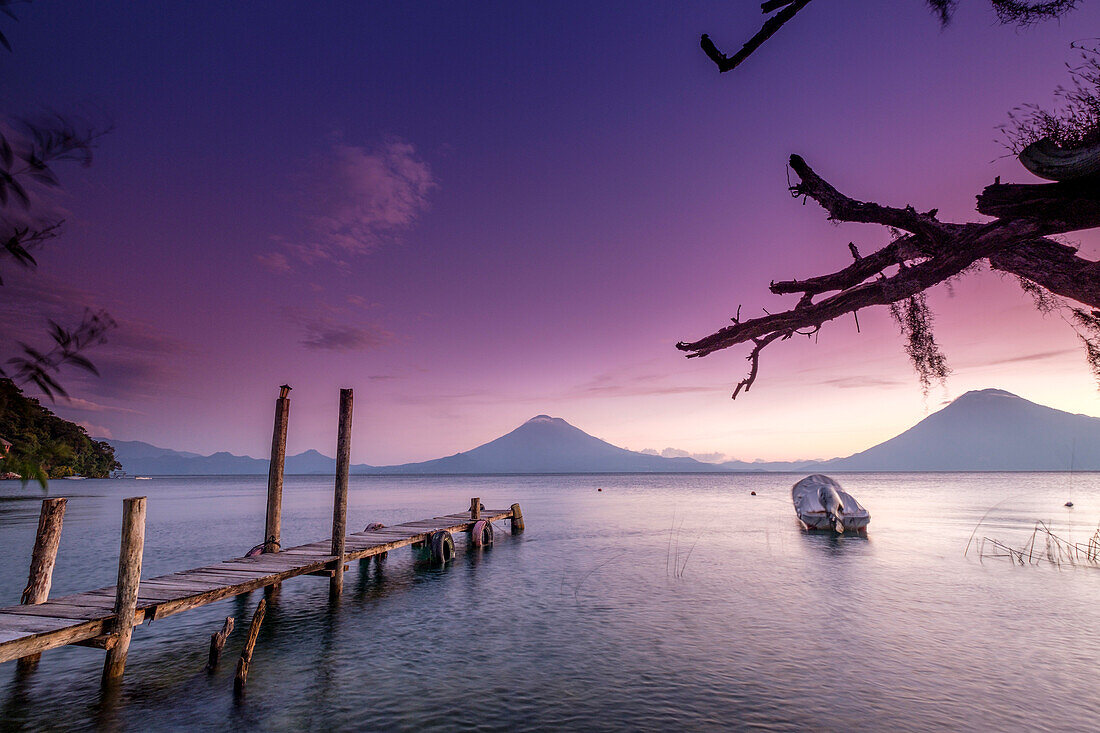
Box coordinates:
[676,155,1100,396]
[700,1,1084,74]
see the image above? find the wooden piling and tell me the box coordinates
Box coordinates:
[264,385,291,554]
[16,497,67,673]
[102,496,146,685]
[205,616,235,673]
[234,598,266,698]
[510,502,524,534]
[330,388,353,598]
[470,497,481,520]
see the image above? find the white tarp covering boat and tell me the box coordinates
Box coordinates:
[791,474,870,533]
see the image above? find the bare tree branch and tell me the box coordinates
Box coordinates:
[988,237,1100,306]
[788,155,948,242]
[700,1,1085,75]
[976,177,1100,232]
[676,153,1100,393]
[700,0,814,74]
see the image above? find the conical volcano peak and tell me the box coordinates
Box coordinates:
[953,388,1018,401]
[525,414,559,424]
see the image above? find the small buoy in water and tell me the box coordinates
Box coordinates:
[750,491,756,496]
[1065,501,1074,508]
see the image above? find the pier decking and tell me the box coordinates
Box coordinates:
[0,506,517,664]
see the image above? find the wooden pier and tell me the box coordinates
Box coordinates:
[0,386,526,687]
[0,505,520,666]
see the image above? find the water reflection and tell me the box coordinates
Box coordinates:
[797,527,871,554]
[2,474,1100,731]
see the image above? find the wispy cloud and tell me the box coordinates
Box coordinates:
[639,447,730,463]
[817,375,907,389]
[299,317,393,351]
[54,396,143,414]
[964,348,1078,368]
[76,420,113,438]
[263,138,436,269]
[256,251,291,273]
[283,302,393,352]
[565,368,726,400]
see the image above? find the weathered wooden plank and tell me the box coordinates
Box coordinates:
[151,578,275,621]
[184,567,276,579]
[0,613,85,634]
[154,572,252,586]
[3,603,116,621]
[0,629,29,644]
[35,593,120,609]
[224,554,327,568]
[83,586,194,603]
[169,572,265,586]
[0,618,111,663]
[218,560,319,573]
[221,555,316,567]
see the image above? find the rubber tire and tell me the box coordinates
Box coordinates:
[429,530,455,564]
[471,519,494,547]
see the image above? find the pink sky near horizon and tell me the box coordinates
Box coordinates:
[3,1,1099,465]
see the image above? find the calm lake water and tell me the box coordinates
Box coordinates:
[1,473,1099,731]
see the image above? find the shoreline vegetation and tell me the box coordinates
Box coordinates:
[0,379,119,482]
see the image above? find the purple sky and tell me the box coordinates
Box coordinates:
[3,1,1099,464]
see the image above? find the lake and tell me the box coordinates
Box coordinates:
[1,473,1099,731]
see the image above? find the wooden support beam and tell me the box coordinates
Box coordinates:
[511,503,524,534]
[205,616,234,673]
[330,388,353,599]
[101,496,146,685]
[306,564,348,578]
[16,497,66,673]
[470,497,481,520]
[264,385,291,554]
[74,633,118,651]
[234,598,266,699]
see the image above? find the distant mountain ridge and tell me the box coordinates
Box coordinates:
[366,415,717,474]
[102,389,1100,474]
[106,441,344,475]
[821,388,1100,471]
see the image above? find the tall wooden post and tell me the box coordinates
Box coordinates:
[17,497,67,673]
[470,497,481,520]
[330,388,353,598]
[102,496,146,685]
[510,503,524,534]
[265,385,291,553]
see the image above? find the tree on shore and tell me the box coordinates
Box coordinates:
[681,2,1100,397]
[0,378,119,481]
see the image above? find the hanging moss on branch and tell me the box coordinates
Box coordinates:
[889,294,950,395]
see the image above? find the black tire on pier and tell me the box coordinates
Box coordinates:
[429,530,455,564]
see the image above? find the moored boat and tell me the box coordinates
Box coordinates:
[791,474,870,533]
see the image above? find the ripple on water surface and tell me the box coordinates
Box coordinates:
[1,472,1099,731]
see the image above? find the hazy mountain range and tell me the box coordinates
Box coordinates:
[103,389,1100,475]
